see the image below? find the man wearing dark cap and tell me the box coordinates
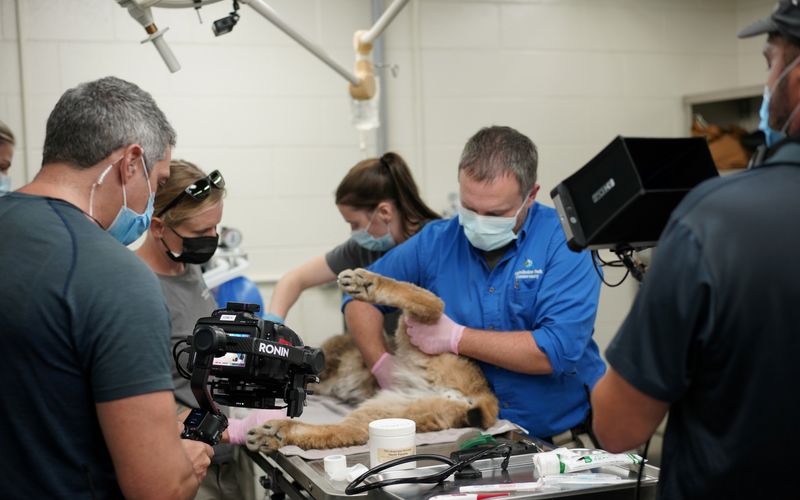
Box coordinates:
[589,2,800,499]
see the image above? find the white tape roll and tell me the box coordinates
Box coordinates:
[324,454,347,480]
[533,452,561,477]
[346,463,369,482]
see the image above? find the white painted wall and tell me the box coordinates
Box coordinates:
[0,0,777,353]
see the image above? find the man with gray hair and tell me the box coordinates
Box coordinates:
[344,125,605,442]
[0,76,213,498]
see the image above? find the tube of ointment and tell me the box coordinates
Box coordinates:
[533,450,643,476]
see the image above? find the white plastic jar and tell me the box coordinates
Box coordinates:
[368,418,416,469]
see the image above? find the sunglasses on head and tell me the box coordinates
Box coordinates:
[156,170,225,218]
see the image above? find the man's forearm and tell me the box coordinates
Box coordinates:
[458,328,553,374]
[98,392,212,500]
[344,301,388,368]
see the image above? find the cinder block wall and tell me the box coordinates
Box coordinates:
[0,0,774,351]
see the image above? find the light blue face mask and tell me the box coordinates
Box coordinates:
[90,155,155,246]
[351,209,396,252]
[759,86,784,148]
[0,173,10,196]
[759,55,800,147]
[458,195,529,252]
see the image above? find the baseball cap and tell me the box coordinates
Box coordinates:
[738,0,800,41]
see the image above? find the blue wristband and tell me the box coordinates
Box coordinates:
[263,312,285,324]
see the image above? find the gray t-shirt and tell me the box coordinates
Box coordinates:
[157,264,237,464]
[326,238,400,334]
[0,193,173,499]
[325,237,386,275]
[157,264,219,409]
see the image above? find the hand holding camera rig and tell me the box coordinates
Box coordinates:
[174,302,325,445]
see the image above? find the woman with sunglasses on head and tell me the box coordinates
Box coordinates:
[266,152,440,389]
[137,159,281,500]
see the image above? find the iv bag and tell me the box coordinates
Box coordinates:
[351,77,380,131]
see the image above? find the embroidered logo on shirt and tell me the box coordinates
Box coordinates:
[515,268,543,281]
[523,259,533,268]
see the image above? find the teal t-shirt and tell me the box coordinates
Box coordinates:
[0,193,173,498]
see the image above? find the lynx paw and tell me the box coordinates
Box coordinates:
[245,419,293,452]
[338,268,378,302]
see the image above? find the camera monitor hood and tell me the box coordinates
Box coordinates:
[550,136,718,252]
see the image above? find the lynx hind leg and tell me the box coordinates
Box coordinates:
[466,393,500,430]
[426,355,500,429]
[312,334,379,404]
[338,268,444,324]
[356,393,476,433]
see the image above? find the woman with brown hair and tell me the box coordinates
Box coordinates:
[137,159,280,500]
[266,152,439,387]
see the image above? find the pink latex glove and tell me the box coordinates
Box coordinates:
[404,313,465,355]
[227,409,286,445]
[371,352,395,389]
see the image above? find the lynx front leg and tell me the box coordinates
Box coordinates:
[246,419,370,452]
[338,268,444,323]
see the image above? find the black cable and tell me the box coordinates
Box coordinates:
[594,251,626,267]
[635,438,650,500]
[345,444,512,495]
[173,339,193,379]
[615,249,646,283]
[591,250,630,287]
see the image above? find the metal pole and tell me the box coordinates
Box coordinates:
[240,0,360,86]
[372,0,388,155]
[14,0,33,182]
[361,0,410,45]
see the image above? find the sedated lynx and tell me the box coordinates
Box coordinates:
[247,268,499,452]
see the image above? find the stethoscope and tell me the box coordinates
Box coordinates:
[344,443,513,495]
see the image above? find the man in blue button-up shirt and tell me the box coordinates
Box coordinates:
[343,126,605,439]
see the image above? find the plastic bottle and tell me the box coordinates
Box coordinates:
[368,418,416,469]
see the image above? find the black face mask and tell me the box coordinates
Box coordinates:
[162,226,219,264]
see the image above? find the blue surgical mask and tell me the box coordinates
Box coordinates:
[0,173,10,196]
[458,195,529,251]
[759,86,784,148]
[759,55,800,147]
[351,209,396,252]
[90,155,155,246]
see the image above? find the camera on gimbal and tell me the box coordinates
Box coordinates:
[174,302,324,445]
